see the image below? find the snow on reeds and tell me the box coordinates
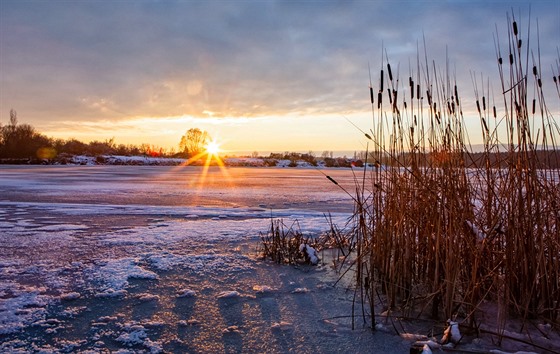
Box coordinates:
[259,219,324,265]
[335,13,560,340]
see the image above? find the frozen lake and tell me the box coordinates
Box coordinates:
[0,165,409,353]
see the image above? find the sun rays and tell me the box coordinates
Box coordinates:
[172,139,233,194]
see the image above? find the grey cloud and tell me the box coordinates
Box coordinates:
[1,0,558,126]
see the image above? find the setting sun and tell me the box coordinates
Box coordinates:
[205,140,221,156]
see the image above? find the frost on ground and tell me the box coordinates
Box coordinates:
[0,166,558,353]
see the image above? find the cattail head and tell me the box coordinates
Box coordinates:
[387,64,393,81]
[370,86,374,104]
[533,66,538,76]
[518,39,522,48]
[513,21,518,36]
[498,57,503,65]
[509,53,514,65]
[326,175,338,185]
[380,70,384,91]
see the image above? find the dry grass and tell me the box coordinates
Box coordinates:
[334,13,560,340]
[259,218,324,265]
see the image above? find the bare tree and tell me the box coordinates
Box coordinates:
[179,128,208,157]
[9,109,17,126]
[0,109,53,158]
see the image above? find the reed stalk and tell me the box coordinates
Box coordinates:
[338,12,560,337]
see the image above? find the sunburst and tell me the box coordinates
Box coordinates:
[204,140,221,157]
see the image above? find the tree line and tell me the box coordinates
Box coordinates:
[0,110,210,160]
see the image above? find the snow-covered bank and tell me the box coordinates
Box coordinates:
[2,154,361,168]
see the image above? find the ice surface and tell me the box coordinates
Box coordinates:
[4,166,548,353]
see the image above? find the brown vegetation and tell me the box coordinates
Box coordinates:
[329,13,560,345]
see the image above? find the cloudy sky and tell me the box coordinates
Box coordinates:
[1,0,558,154]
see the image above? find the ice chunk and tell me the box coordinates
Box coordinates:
[422,344,432,354]
[271,321,292,331]
[217,291,240,299]
[60,292,80,301]
[291,287,309,294]
[135,294,160,302]
[95,289,128,298]
[299,243,319,265]
[116,327,147,346]
[441,320,461,344]
[222,325,242,334]
[176,289,196,298]
[252,285,275,294]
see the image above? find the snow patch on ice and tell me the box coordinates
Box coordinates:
[135,293,160,302]
[60,292,81,300]
[36,224,88,232]
[0,285,50,334]
[217,291,240,299]
[145,252,254,274]
[114,322,163,353]
[87,258,158,294]
[252,285,275,294]
[291,287,310,294]
[222,325,243,334]
[271,321,293,331]
[95,289,128,298]
[176,289,196,298]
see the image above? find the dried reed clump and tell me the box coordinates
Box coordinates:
[259,219,323,265]
[335,12,560,338]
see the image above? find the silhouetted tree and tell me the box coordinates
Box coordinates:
[179,128,208,157]
[0,109,53,158]
[87,140,116,156]
[59,138,88,155]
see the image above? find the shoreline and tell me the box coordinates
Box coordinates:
[0,154,359,168]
